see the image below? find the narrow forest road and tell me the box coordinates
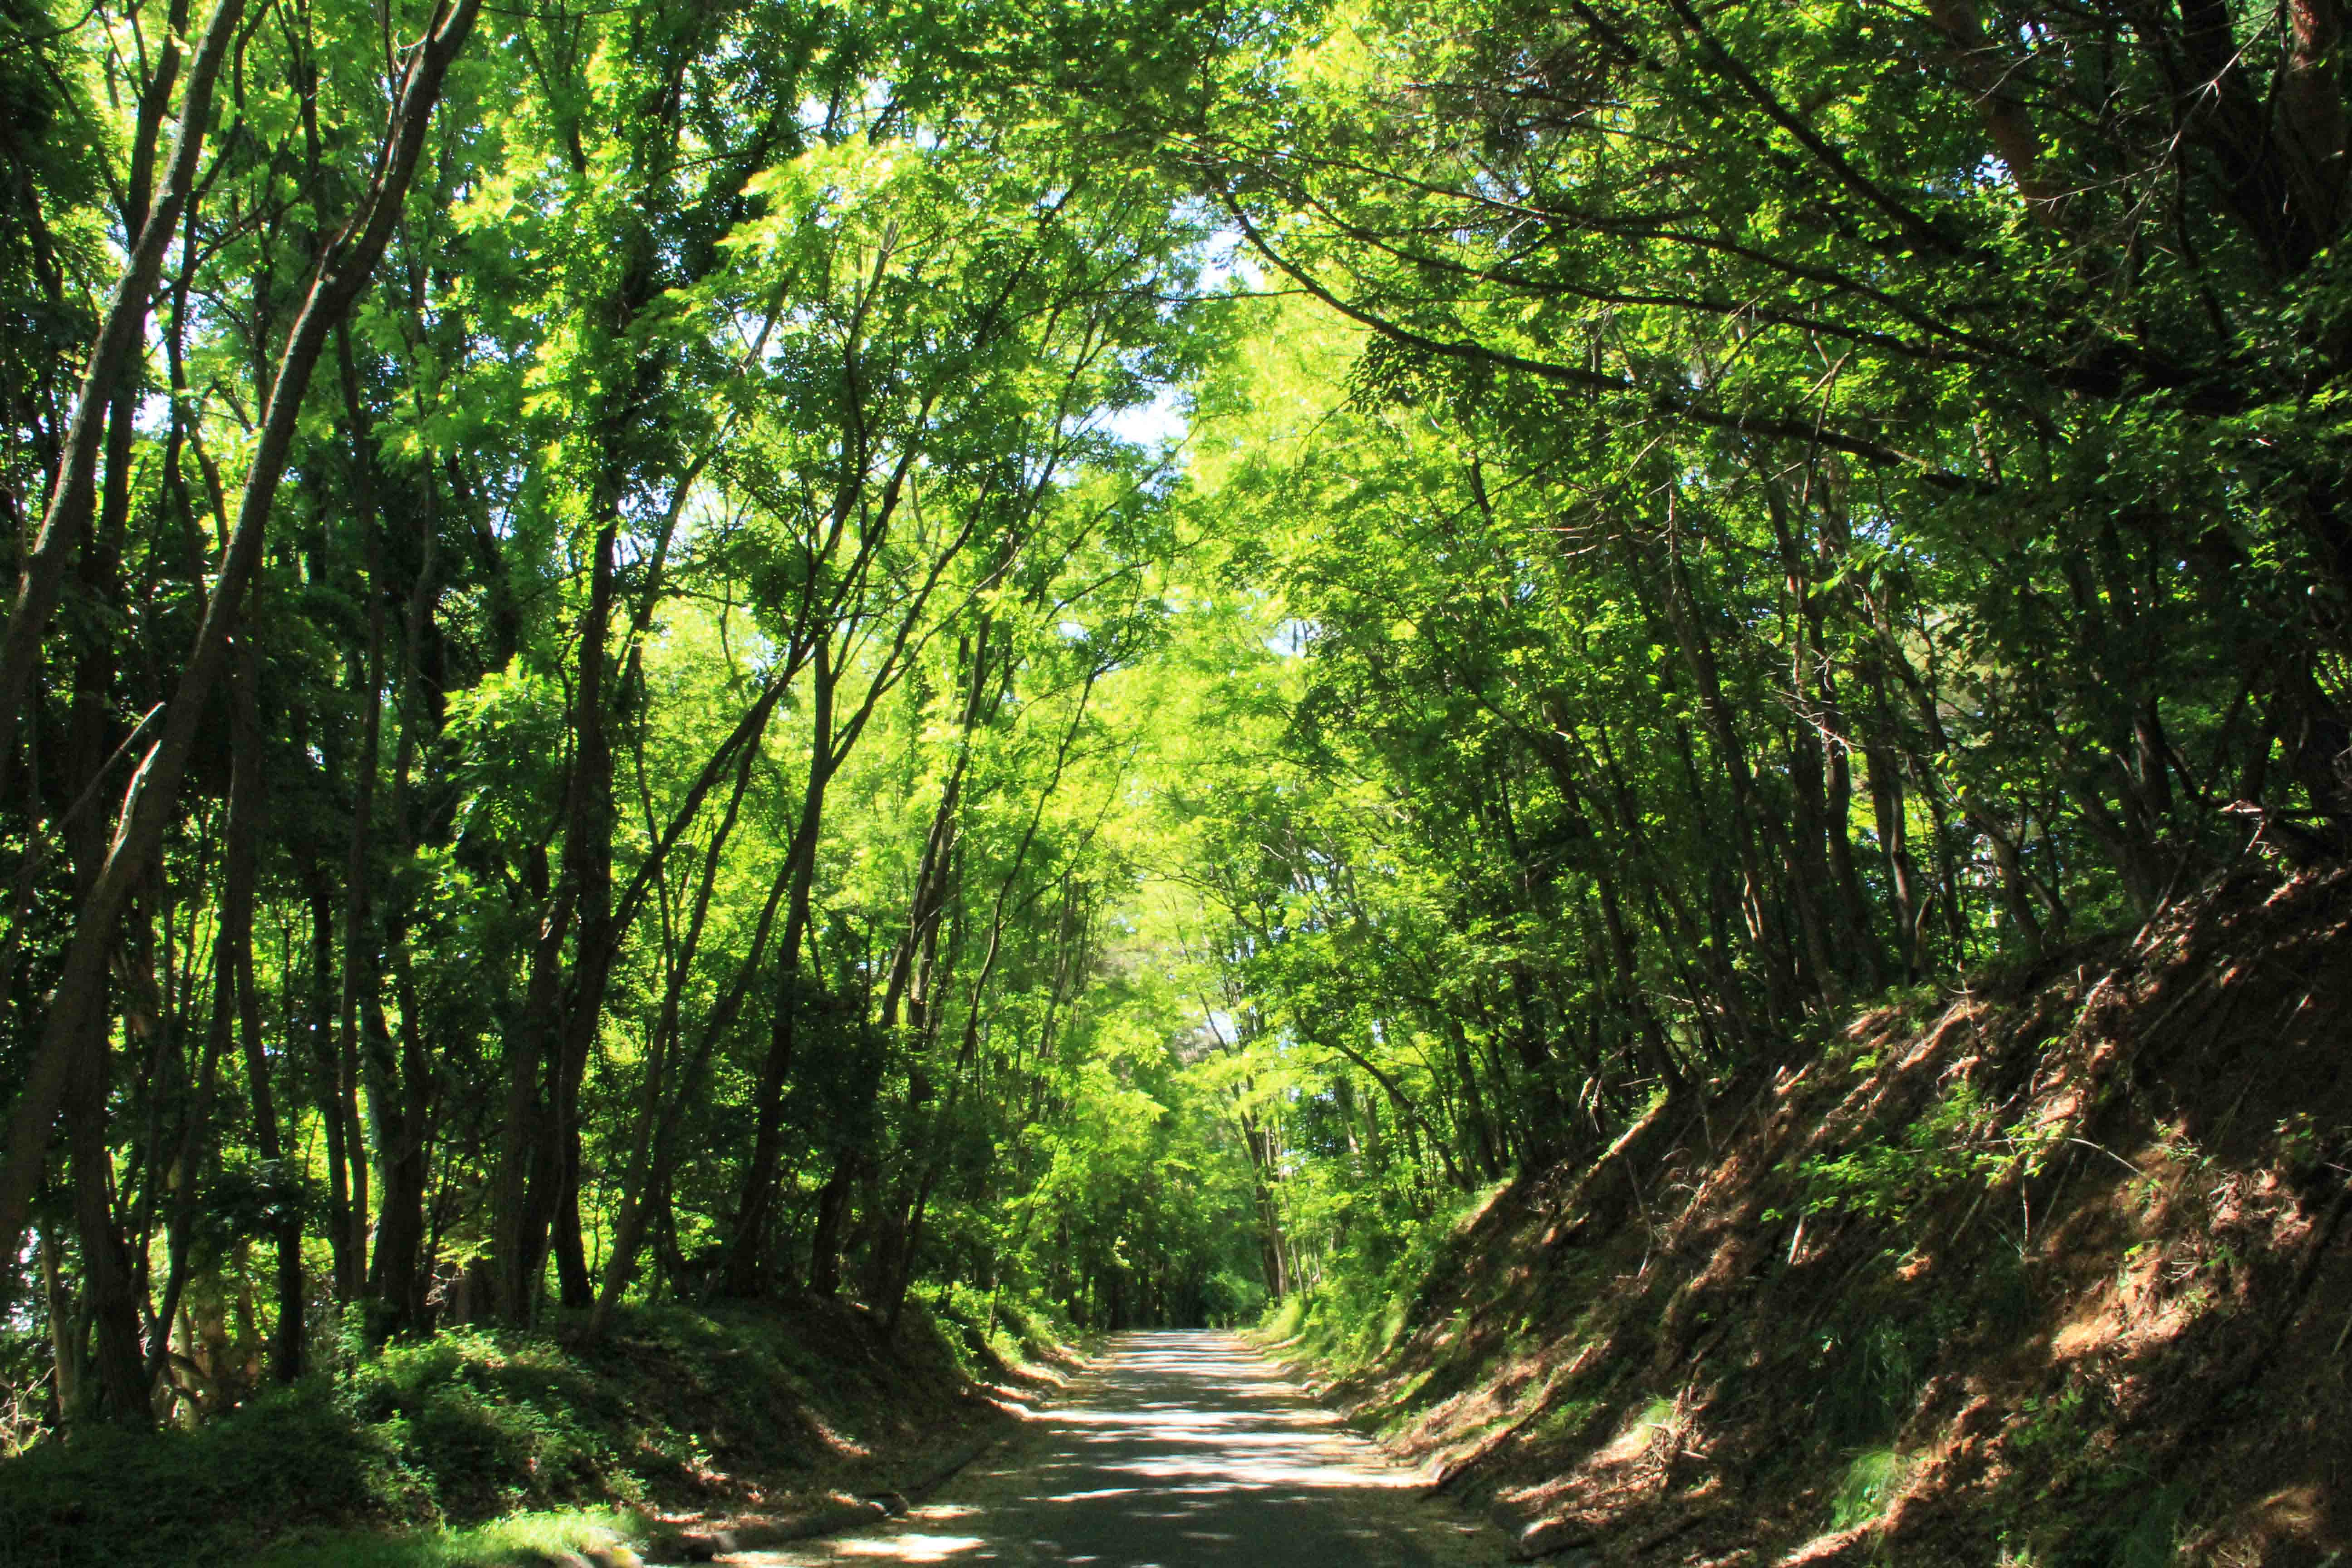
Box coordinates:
[742,1332,1504,1566]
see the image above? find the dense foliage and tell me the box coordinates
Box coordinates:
[2,0,2344,1454]
[1149,0,2352,1323]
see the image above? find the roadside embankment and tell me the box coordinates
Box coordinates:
[1280,868,2352,1566]
[0,1294,1069,1568]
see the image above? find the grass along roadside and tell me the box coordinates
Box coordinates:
[1,1292,1074,1568]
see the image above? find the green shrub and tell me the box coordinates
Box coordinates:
[1800,1083,2003,1226]
[350,1328,631,1518]
[1829,1448,1908,1530]
[2060,1475,2186,1568]
[990,1293,1070,1362]
[1259,1293,1309,1341]
[1200,1269,1267,1327]
[0,1323,665,1567]
[923,1282,1008,1378]
[0,1298,1001,1568]
[0,1383,408,1568]
[1810,1313,1928,1448]
[245,1507,642,1568]
[911,1281,1071,1377]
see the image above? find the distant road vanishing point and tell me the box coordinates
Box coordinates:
[745,1331,1504,1566]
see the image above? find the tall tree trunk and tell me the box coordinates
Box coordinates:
[65,1021,144,1423]
[1881,632,2049,953]
[1856,649,1926,978]
[0,0,485,1279]
[362,990,431,1325]
[1531,726,1688,1097]
[1639,521,1800,1020]
[148,627,263,1387]
[722,642,838,1297]
[47,213,156,1421]
[586,745,770,1337]
[1783,709,1845,999]
[39,1218,81,1420]
[806,1150,857,1298]
[539,509,620,1314]
[1241,1112,1289,1298]
[0,0,240,789]
[337,326,386,1304]
[226,626,304,1378]
[880,624,995,1033]
[53,339,146,1427]
[1819,691,1883,985]
[300,869,358,1299]
[368,479,444,1335]
[492,891,570,1323]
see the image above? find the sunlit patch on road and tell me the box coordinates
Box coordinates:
[742,1332,1502,1566]
[831,1534,988,1561]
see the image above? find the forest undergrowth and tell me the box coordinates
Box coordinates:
[1268,869,2352,1568]
[0,1292,1065,1568]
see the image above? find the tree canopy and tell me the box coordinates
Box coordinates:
[2,0,2345,1431]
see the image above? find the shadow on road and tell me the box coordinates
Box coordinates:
[743,1330,1497,1566]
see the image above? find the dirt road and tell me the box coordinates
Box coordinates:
[740,1331,1504,1566]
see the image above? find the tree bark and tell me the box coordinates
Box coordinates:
[721,642,838,1297]
[1923,0,2062,216]
[0,0,485,1278]
[225,624,304,1379]
[586,744,774,1337]
[0,0,243,792]
[337,326,387,1302]
[539,506,620,1314]
[65,1006,145,1423]
[148,621,264,1389]
[806,1151,856,1298]
[39,1218,81,1419]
